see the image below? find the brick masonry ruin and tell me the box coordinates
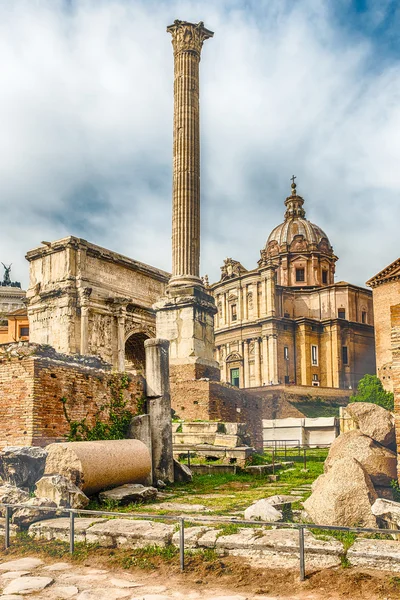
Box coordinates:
[0,343,143,448]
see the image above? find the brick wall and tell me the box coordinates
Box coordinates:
[0,344,144,448]
[373,280,400,391]
[390,303,400,481]
[170,378,304,452]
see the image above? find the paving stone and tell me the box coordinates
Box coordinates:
[347,538,400,571]
[153,503,211,513]
[43,562,73,572]
[0,571,31,579]
[0,558,43,571]
[3,576,54,595]
[109,578,143,588]
[76,590,131,599]
[209,596,248,600]
[49,585,79,599]
[1,595,25,600]
[62,574,108,585]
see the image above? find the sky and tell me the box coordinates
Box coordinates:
[0,0,399,289]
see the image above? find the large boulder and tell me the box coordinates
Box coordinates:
[0,447,47,490]
[0,484,29,516]
[99,484,157,504]
[345,402,395,449]
[35,475,89,509]
[324,430,397,486]
[244,499,282,522]
[12,497,57,529]
[304,457,378,527]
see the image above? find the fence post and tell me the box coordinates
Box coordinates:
[299,526,305,581]
[272,449,275,475]
[69,511,75,554]
[4,505,10,550]
[179,518,185,572]
[187,450,191,470]
[303,448,307,470]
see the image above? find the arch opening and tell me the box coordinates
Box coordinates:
[125,332,150,373]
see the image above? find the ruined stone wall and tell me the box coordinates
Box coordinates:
[373,280,400,392]
[390,303,400,481]
[0,344,144,448]
[171,379,267,451]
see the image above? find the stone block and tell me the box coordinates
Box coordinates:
[0,484,29,515]
[29,518,105,543]
[85,518,174,548]
[99,484,157,504]
[172,526,213,548]
[35,475,89,509]
[173,460,192,482]
[181,422,219,434]
[343,402,395,448]
[2,576,53,595]
[347,538,400,571]
[0,446,47,490]
[244,500,282,522]
[12,497,57,528]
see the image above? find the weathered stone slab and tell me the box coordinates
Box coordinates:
[197,529,219,548]
[154,502,211,513]
[85,519,174,548]
[50,585,79,599]
[99,484,157,504]
[12,497,57,528]
[347,538,400,571]
[0,517,19,537]
[173,460,192,483]
[2,575,53,595]
[76,590,131,600]
[0,484,29,516]
[172,526,213,548]
[244,500,282,522]
[0,571,31,579]
[371,497,400,529]
[0,558,43,571]
[29,517,105,543]
[35,475,89,509]
[0,446,47,490]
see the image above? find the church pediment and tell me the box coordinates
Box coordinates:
[226,351,243,363]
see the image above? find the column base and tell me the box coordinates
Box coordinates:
[154,285,220,380]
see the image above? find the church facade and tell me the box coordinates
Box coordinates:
[210,181,375,390]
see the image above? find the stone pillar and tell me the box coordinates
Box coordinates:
[117,313,126,372]
[265,264,277,317]
[167,19,213,288]
[243,340,250,387]
[79,287,92,355]
[262,335,269,385]
[254,337,261,387]
[155,21,218,382]
[268,334,278,384]
[145,338,174,484]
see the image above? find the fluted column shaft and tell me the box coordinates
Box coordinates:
[167,20,213,287]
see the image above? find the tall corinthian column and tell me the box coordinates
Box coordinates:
[154,20,220,383]
[167,20,213,288]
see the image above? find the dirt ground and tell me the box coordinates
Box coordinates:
[3,545,400,600]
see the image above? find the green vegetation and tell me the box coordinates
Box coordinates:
[61,373,135,441]
[391,479,400,502]
[291,397,342,417]
[349,374,394,411]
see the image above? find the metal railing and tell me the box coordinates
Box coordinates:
[1,503,398,581]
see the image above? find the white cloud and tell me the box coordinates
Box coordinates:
[0,0,398,289]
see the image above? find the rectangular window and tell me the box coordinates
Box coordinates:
[311,345,318,366]
[19,327,29,337]
[342,346,348,365]
[312,374,319,381]
[361,311,367,324]
[284,375,290,384]
[296,268,305,282]
[322,270,328,284]
[284,346,289,360]
[231,304,237,322]
[338,308,346,319]
[230,368,240,387]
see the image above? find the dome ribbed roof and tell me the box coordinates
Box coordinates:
[267,218,331,248]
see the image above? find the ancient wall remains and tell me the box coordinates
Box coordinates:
[0,343,144,448]
[391,303,400,481]
[372,279,400,392]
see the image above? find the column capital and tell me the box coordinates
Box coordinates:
[167,20,214,56]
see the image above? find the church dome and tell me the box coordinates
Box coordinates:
[260,178,337,288]
[264,179,333,256]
